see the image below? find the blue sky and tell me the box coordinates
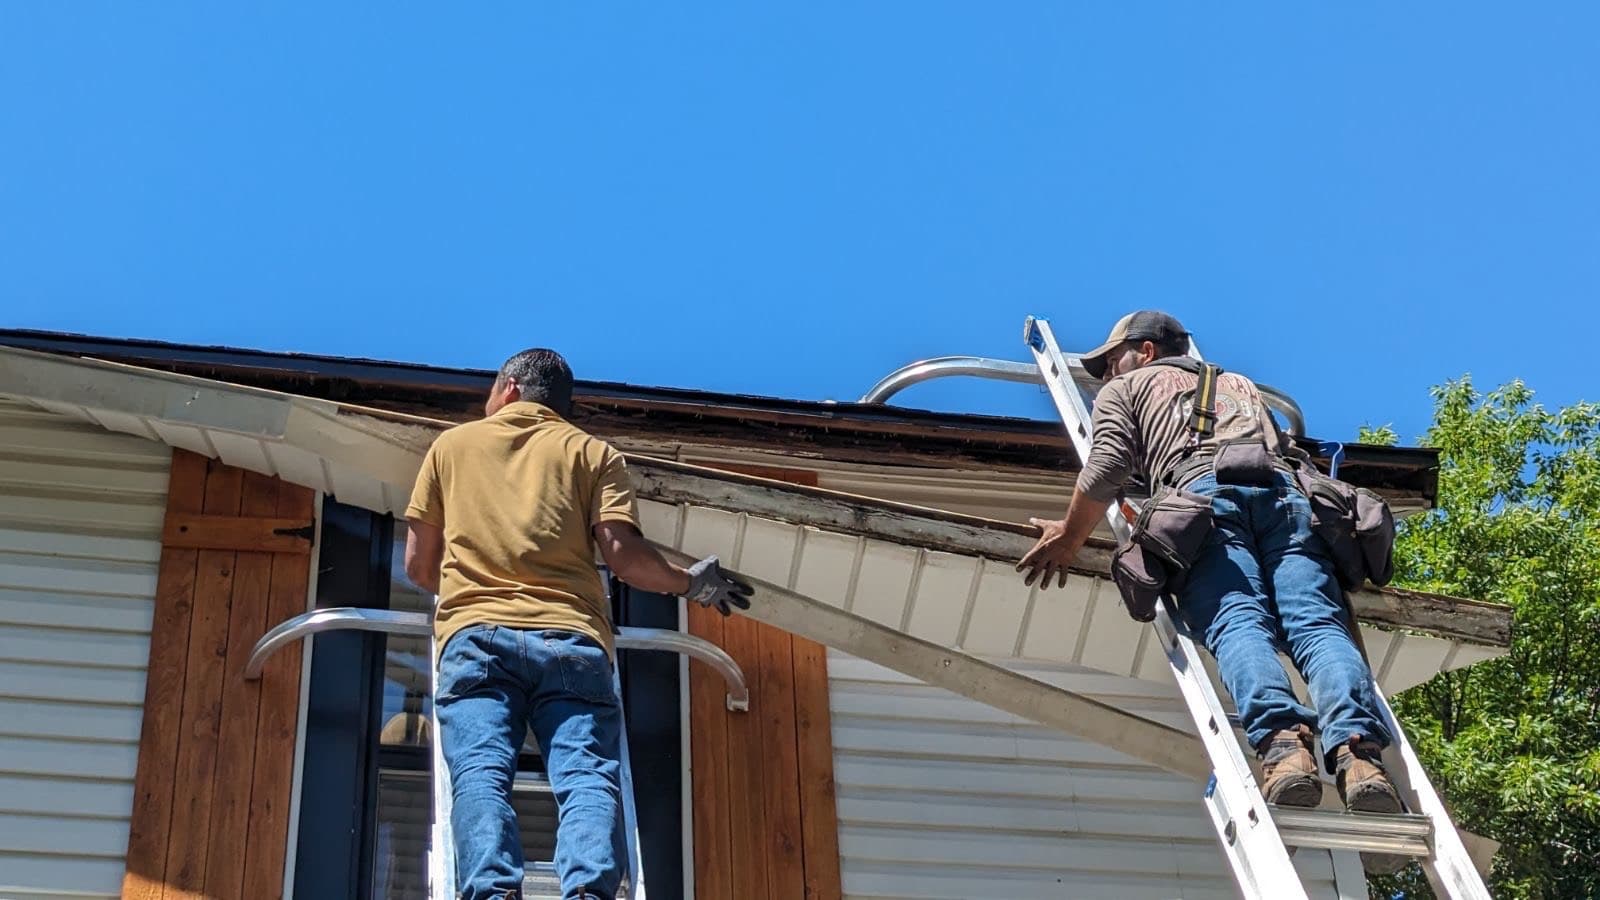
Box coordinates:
[2,5,1596,445]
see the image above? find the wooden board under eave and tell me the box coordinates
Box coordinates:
[120,450,314,900]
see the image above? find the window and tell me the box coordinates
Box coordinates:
[371,525,565,899]
[293,507,683,899]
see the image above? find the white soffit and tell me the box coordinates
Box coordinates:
[0,345,1507,696]
[0,346,433,516]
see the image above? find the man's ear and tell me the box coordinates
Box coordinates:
[498,378,520,404]
[1138,340,1159,363]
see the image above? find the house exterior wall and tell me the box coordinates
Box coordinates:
[0,399,170,899]
[665,456,1372,898]
[827,653,1357,900]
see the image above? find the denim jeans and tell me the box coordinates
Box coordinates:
[1177,472,1392,765]
[436,625,626,900]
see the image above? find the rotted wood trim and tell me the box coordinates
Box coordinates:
[628,455,1511,647]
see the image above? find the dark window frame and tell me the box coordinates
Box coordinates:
[290,505,687,900]
[291,499,393,900]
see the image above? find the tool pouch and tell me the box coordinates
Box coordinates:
[1213,438,1278,487]
[1295,466,1396,589]
[1111,489,1216,622]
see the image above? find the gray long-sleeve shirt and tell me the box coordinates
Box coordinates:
[1075,361,1291,501]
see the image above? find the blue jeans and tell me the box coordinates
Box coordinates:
[1177,472,1392,765]
[436,625,626,900]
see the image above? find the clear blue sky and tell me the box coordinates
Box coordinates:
[3,5,1596,445]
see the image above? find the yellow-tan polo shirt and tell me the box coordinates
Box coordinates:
[405,401,639,657]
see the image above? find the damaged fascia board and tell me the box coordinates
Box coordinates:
[0,345,1509,649]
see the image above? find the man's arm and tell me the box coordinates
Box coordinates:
[594,520,691,595]
[404,520,444,595]
[1016,488,1113,589]
[1017,378,1139,589]
[595,520,754,616]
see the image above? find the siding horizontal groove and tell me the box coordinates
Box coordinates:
[0,480,167,501]
[0,402,165,899]
[0,613,156,636]
[0,807,137,826]
[837,785,1198,814]
[836,817,1217,844]
[0,449,167,469]
[830,652,1354,899]
[0,451,172,473]
[0,733,141,748]
[0,771,138,787]
[840,857,1233,881]
[0,848,129,863]
[0,695,145,712]
[832,748,1166,776]
[0,778,136,794]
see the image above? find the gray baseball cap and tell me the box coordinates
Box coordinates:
[1079,310,1190,379]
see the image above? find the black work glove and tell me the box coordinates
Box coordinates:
[682,555,754,616]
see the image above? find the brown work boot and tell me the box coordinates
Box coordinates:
[1335,736,1407,874]
[1257,724,1323,808]
[1335,737,1402,813]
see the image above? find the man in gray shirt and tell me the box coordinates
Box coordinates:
[1017,311,1402,826]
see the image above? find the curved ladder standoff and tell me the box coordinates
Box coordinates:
[245,606,752,711]
[861,350,1308,438]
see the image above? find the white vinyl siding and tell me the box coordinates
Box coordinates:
[829,653,1358,900]
[0,399,169,899]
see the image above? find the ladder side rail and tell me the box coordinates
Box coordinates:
[1155,606,1312,899]
[1023,317,1135,545]
[613,667,646,899]
[1341,592,1490,898]
[428,627,457,900]
[1372,689,1491,899]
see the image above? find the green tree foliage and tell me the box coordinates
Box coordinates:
[1367,379,1600,899]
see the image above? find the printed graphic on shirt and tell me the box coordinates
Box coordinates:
[1159,370,1266,443]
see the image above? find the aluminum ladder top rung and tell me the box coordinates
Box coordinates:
[1271,806,1434,857]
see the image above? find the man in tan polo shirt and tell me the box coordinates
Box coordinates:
[405,348,750,900]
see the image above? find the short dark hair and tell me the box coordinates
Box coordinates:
[498,348,574,416]
[1149,330,1191,358]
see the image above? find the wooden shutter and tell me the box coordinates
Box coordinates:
[122,450,314,900]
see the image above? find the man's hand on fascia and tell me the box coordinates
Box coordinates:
[1017,517,1076,590]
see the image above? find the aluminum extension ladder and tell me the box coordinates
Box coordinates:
[1022,316,1491,900]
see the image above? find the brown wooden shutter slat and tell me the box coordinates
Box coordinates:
[793,636,843,900]
[758,620,806,900]
[122,450,208,900]
[240,481,316,899]
[688,603,734,900]
[203,471,280,899]
[162,460,244,897]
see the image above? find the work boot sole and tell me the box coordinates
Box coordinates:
[1347,780,1407,874]
[1264,776,1323,808]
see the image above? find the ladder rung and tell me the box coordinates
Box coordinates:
[1270,805,1433,857]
